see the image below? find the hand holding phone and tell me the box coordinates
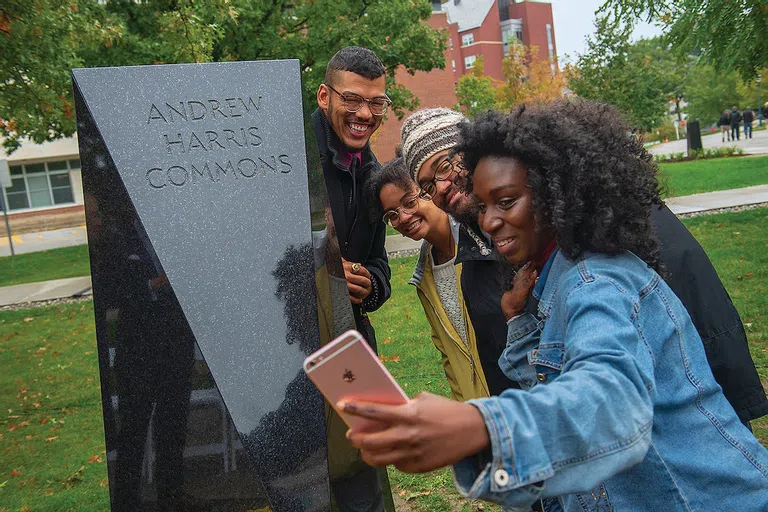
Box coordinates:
[303,330,409,429]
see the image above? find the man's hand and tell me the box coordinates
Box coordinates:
[501,262,538,320]
[341,392,490,473]
[341,258,373,304]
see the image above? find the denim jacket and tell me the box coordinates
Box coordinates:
[453,250,768,511]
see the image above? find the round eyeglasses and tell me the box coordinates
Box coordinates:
[382,195,420,225]
[418,158,463,199]
[325,84,391,116]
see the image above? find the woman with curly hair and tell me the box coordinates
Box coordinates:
[365,156,489,402]
[341,100,768,511]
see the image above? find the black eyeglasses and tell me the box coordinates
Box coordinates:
[418,158,463,199]
[382,195,420,225]
[325,84,391,116]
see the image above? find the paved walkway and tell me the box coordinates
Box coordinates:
[0,225,87,257]
[2,185,767,306]
[0,276,92,307]
[649,126,768,156]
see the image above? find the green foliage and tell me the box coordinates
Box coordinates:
[0,1,120,153]
[684,64,746,126]
[602,0,768,81]
[654,145,744,163]
[567,17,669,131]
[455,57,497,118]
[1,0,447,153]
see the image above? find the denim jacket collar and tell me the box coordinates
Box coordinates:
[536,250,574,319]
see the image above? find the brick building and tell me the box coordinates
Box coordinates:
[372,0,557,161]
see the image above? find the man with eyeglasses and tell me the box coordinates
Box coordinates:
[311,46,392,511]
[400,108,520,398]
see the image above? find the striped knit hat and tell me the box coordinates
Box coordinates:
[400,108,466,180]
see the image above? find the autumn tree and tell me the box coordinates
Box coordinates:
[497,41,566,110]
[1,0,447,154]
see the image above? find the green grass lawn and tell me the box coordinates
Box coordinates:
[0,208,766,511]
[659,155,768,197]
[0,245,91,288]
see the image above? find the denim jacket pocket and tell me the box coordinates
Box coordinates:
[528,342,565,384]
[573,482,613,512]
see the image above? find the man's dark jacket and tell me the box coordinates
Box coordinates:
[651,204,767,423]
[743,109,754,124]
[458,206,767,423]
[719,113,731,126]
[456,225,520,396]
[730,110,743,127]
[311,109,391,347]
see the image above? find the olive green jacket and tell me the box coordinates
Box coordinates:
[409,240,489,401]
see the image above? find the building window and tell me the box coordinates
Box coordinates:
[546,24,555,60]
[452,59,456,70]
[1,159,78,212]
[462,33,474,46]
[449,38,453,49]
[464,55,476,69]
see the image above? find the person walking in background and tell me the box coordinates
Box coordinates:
[730,105,742,141]
[719,108,732,142]
[743,107,754,139]
[366,157,490,402]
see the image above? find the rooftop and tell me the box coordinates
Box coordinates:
[438,0,496,32]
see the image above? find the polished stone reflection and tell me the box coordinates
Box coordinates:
[74,60,394,511]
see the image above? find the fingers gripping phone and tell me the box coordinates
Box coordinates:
[303,330,409,429]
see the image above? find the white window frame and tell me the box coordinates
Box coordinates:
[2,159,79,212]
[462,33,474,46]
[464,55,476,69]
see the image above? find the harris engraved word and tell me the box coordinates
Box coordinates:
[147,97,263,124]
[146,154,293,189]
[164,127,263,154]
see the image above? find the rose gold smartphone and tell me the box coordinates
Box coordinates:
[303,330,409,429]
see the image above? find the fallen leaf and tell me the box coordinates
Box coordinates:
[25,434,33,440]
[382,338,392,344]
[398,490,407,497]
[9,468,21,478]
[744,273,755,278]
[88,455,103,464]
[23,317,35,322]
[39,417,49,424]
[45,436,59,442]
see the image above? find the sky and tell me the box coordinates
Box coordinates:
[550,0,664,65]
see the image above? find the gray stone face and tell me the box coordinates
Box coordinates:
[75,62,312,425]
[74,60,330,510]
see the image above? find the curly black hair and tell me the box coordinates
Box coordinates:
[363,156,416,223]
[456,99,665,272]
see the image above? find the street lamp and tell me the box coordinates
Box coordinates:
[758,74,763,127]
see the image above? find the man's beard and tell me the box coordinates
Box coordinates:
[447,194,480,226]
